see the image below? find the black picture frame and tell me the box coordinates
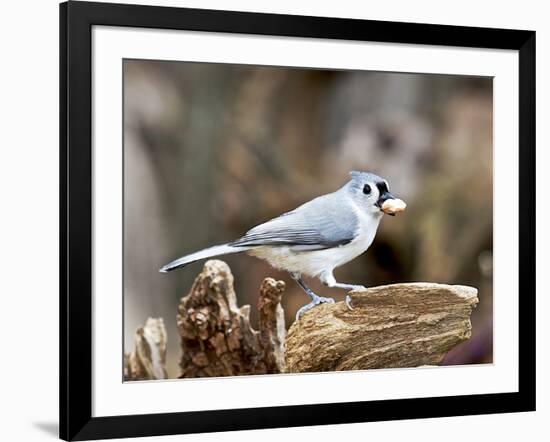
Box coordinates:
[60,1,536,440]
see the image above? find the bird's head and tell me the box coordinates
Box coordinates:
[346,171,406,217]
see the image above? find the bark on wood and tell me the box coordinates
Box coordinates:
[124,317,168,381]
[177,260,286,377]
[285,283,478,372]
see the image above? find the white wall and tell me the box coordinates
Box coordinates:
[0,0,547,441]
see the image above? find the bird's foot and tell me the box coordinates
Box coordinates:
[345,295,354,311]
[295,295,335,321]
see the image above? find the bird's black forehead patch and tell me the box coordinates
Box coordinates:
[376,181,388,194]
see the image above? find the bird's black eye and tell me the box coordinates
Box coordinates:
[363,184,371,195]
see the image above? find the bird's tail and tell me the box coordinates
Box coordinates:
[159,243,249,273]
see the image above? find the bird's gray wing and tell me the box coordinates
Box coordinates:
[230,192,358,251]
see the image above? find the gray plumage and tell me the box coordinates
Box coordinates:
[230,188,358,251]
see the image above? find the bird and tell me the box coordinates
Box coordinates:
[160,171,406,320]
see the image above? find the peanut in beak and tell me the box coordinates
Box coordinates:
[381,198,407,215]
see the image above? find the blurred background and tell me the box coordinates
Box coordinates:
[123,59,493,378]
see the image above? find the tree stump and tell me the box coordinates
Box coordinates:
[124,317,168,381]
[285,283,478,372]
[124,261,479,380]
[176,260,286,377]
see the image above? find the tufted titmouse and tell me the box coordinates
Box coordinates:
[160,171,406,319]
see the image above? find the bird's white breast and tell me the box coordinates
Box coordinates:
[247,199,382,277]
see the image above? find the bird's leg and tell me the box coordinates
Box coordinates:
[290,272,335,321]
[320,271,366,291]
[320,271,366,311]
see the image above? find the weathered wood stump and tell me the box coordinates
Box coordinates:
[124,317,168,381]
[176,260,286,377]
[285,283,478,372]
[125,260,478,380]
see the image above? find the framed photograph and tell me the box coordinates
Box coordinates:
[60,1,535,440]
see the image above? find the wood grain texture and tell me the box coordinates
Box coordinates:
[285,283,478,372]
[177,260,286,377]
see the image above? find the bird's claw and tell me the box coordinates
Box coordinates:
[345,285,366,310]
[345,295,354,310]
[295,295,335,321]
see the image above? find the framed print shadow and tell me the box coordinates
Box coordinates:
[60,1,536,440]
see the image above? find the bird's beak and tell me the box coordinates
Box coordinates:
[376,191,406,216]
[376,191,395,210]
